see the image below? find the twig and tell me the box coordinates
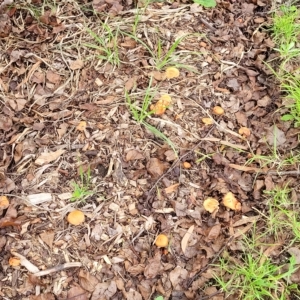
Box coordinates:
[33,262,82,277]
[199,17,216,31]
[184,236,234,289]
[146,123,216,202]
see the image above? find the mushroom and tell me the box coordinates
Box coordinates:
[222,192,241,211]
[67,210,85,225]
[212,106,224,115]
[165,67,180,79]
[155,234,169,248]
[183,162,191,169]
[151,94,172,115]
[203,198,219,213]
[9,257,21,267]
[0,196,9,210]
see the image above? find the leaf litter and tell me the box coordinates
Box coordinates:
[0,0,299,299]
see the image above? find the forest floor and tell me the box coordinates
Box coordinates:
[0,0,300,299]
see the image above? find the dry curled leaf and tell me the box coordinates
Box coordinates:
[165,67,180,79]
[35,149,66,166]
[223,192,241,211]
[203,198,219,213]
[181,225,194,254]
[151,94,172,116]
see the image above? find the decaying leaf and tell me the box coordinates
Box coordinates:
[144,252,163,278]
[222,192,241,211]
[150,94,172,115]
[35,149,66,166]
[181,225,194,254]
[67,285,88,300]
[79,269,99,292]
[126,149,144,161]
[203,198,219,213]
[147,158,166,178]
[164,183,179,194]
[69,59,84,70]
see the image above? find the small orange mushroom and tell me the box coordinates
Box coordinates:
[76,121,87,132]
[0,196,9,210]
[9,257,21,267]
[202,117,214,125]
[67,210,85,225]
[183,162,191,169]
[212,106,224,115]
[239,127,251,137]
[151,94,172,115]
[203,198,219,213]
[155,234,169,248]
[222,192,241,211]
[165,67,180,79]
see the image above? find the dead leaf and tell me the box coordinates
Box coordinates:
[169,266,188,290]
[0,177,15,193]
[181,225,194,254]
[91,281,117,300]
[147,158,166,178]
[165,183,179,194]
[69,59,84,70]
[0,115,13,131]
[79,269,99,292]
[265,125,286,147]
[67,285,88,300]
[126,149,144,161]
[144,252,163,279]
[35,149,66,166]
[287,247,300,264]
[149,71,166,81]
[46,70,61,84]
[207,224,221,241]
[40,231,54,249]
[125,77,137,91]
[29,293,55,300]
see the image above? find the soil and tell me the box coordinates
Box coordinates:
[0,0,299,299]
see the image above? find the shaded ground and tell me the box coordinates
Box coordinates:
[0,0,299,299]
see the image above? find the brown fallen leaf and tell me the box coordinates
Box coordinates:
[35,149,66,166]
[67,285,88,300]
[164,183,179,194]
[69,59,84,70]
[181,225,194,254]
[147,158,167,178]
[144,252,163,279]
[229,163,263,173]
[126,149,144,161]
[79,269,99,292]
